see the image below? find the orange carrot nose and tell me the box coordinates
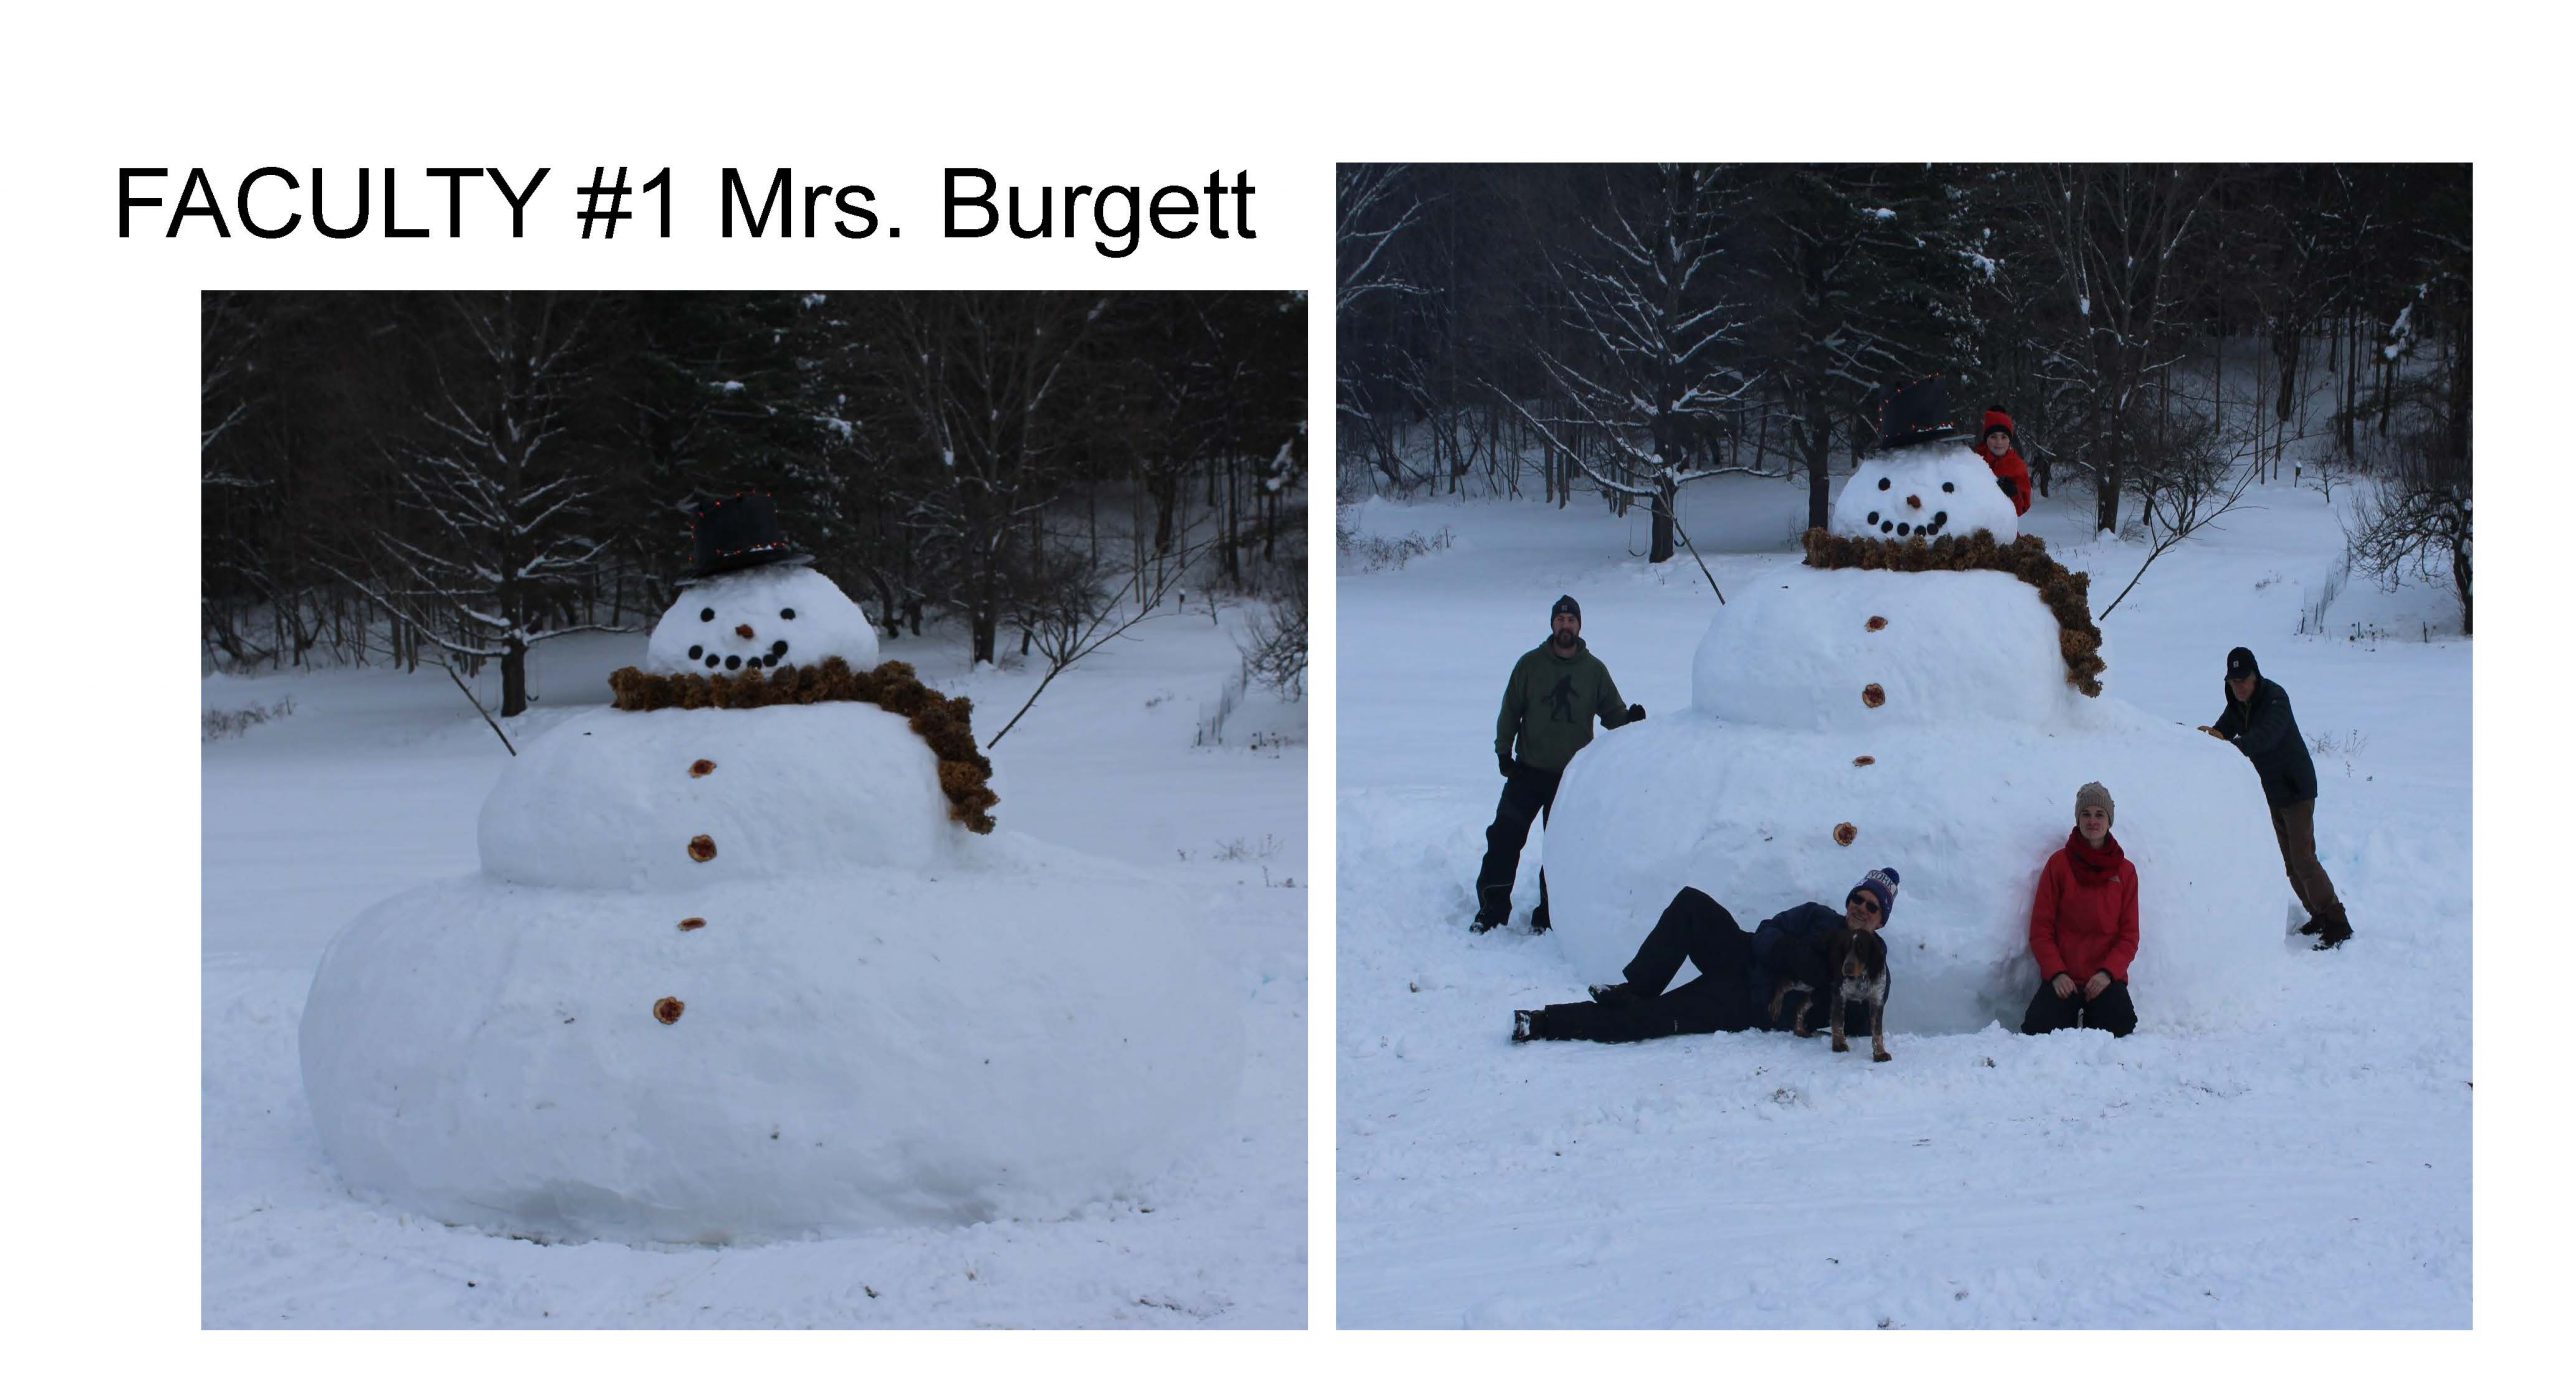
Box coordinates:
[735,624,755,639]
[1906,495,1922,510]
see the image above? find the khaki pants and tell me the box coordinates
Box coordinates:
[2269,799,2344,923]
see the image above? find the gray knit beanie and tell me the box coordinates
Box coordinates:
[2075,781,2115,823]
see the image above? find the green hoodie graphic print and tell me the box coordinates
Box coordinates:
[1496,641,1630,775]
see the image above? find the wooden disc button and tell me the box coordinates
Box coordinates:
[688,834,718,862]
[653,996,686,1025]
[1861,683,1886,708]
[689,759,717,778]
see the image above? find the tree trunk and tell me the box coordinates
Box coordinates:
[499,636,528,718]
[1649,479,1677,564]
[1805,417,1832,533]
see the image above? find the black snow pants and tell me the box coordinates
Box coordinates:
[1475,764,1563,928]
[2020,979,2138,1038]
[1525,887,1760,1042]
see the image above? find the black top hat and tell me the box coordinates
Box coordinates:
[1875,376,1962,451]
[682,491,813,580]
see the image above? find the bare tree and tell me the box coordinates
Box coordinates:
[2098,400,2265,621]
[1497,164,1760,562]
[2018,164,2218,533]
[863,291,1109,664]
[2346,430,2471,636]
[349,292,619,717]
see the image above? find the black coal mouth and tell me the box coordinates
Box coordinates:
[686,637,792,671]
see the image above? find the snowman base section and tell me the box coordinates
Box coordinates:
[1544,713,2286,1033]
[298,852,1242,1245]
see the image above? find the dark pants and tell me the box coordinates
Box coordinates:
[1526,888,1759,1042]
[1475,765,1562,927]
[2269,799,2344,923]
[2020,979,2137,1037]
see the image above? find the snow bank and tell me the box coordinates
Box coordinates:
[645,564,881,675]
[1546,566,2288,1032]
[300,845,1240,1244]
[1836,440,2019,546]
[478,705,959,889]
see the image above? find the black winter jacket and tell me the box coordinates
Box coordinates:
[2212,674,2319,806]
[1748,902,1881,1033]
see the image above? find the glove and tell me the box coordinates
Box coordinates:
[1996,477,2018,498]
[1498,750,1518,779]
[1625,704,1647,723]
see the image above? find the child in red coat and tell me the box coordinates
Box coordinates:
[2022,781,2138,1036]
[1976,406,2033,515]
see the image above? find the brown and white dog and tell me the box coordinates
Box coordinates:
[1767,927,1893,1062]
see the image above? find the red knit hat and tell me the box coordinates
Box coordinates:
[1978,406,2017,448]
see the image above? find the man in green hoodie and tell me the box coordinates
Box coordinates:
[1471,595,1644,933]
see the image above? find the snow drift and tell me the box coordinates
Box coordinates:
[1544,565,2289,1032]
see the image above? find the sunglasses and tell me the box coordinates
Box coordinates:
[1847,894,1881,914]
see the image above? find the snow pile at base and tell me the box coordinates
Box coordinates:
[1546,567,2287,1032]
[644,564,881,675]
[1835,440,2019,546]
[302,651,1242,1245]
[479,705,960,888]
[301,843,1236,1244]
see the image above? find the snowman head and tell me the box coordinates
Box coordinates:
[1840,440,2019,547]
[644,564,881,676]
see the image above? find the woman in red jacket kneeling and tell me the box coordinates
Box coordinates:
[2023,781,2138,1036]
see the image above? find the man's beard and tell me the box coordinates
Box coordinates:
[1551,632,1580,652]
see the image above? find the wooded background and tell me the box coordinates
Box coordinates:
[202,290,1308,714]
[1337,164,2469,631]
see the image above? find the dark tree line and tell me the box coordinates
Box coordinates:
[1339,164,2471,630]
[203,291,1308,713]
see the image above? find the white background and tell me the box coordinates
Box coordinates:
[3,0,2538,1386]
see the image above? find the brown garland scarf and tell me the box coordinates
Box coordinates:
[606,658,1000,833]
[1801,528,2106,697]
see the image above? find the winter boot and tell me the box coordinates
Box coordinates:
[2291,913,2327,938]
[1470,913,1501,935]
[1512,1009,1544,1043]
[2314,911,2355,950]
[1587,982,1640,1009]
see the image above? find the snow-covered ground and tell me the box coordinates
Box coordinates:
[202,603,1306,1328]
[1336,470,2469,1328]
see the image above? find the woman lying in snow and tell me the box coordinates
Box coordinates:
[1511,870,1899,1044]
[2020,782,2139,1036]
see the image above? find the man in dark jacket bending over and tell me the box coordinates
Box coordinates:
[1513,869,1899,1043]
[1471,594,1643,933]
[2203,646,2354,948]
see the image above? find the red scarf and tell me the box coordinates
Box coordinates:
[2064,830,2124,884]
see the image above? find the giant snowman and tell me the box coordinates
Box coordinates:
[300,492,1242,1245]
[1543,379,2290,1033]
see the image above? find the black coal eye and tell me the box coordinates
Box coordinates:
[1866,511,1879,525]
[687,645,703,659]
[700,607,715,622]
[1877,477,1891,490]
[779,608,795,620]
[1942,481,1956,493]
